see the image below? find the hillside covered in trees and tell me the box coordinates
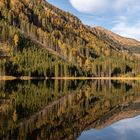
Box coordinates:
[0,0,140,77]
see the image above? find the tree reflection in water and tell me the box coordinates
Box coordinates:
[0,80,140,140]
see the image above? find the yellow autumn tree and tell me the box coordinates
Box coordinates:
[13,34,19,55]
[85,58,91,71]
[13,34,19,47]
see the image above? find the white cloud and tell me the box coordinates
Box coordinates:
[69,0,140,14]
[114,0,140,13]
[112,21,140,40]
[111,117,140,139]
[69,0,109,13]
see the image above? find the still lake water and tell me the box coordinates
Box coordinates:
[0,79,140,140]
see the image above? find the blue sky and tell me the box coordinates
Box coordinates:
[47,0,140,40]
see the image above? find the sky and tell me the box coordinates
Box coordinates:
[47,0,140,41]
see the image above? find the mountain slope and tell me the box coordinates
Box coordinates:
[92,26,140,54]
[0,0,140,77]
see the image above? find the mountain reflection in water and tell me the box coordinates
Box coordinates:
[0,80,140,140]
[78,115,140,140]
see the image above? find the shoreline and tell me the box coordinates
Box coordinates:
[52,77,140,80]
[1,76,140,80]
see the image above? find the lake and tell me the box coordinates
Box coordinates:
[0,79,140,140]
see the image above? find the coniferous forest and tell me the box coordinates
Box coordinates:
[0,0,140,77]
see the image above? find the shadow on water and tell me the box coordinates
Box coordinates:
[0,79,140,140]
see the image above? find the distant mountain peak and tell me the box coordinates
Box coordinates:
[92,26,140,54]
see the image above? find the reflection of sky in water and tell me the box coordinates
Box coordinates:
[77,115,140,140]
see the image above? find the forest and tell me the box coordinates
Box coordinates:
[0,0,140,77]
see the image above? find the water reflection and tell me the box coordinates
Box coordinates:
[0,80,140,140]
[78,115,140,140]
